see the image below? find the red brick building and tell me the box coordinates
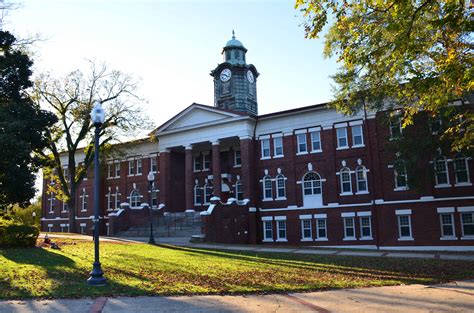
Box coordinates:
[41,35,474,250]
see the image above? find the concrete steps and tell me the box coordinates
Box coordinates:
[116,211,203,238]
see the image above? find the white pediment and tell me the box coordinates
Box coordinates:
[157,104,242,133]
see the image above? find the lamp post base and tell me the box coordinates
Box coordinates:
[148,236,156,244]
[87,262,107,286]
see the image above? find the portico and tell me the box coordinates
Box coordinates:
[154,103,257,212]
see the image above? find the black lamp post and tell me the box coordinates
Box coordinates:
[32,211,36,226]
[87,100,107,286]
[147,171,156,244]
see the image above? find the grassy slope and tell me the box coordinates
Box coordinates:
[0,239,473,299]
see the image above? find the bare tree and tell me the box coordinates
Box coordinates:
[33,61,152,233]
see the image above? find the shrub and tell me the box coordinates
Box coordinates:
[0,218,39,247]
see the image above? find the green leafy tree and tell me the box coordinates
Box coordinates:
[0,31,56,210]
[295,0,473,155]
[34,62,150,233]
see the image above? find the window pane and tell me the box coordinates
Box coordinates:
[352,125,363,145]
[337,128,347,147]
[310,131,321,151]
[297,134,307,152]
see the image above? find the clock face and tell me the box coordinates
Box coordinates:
[220,69,231,82]
[247,70,254,83]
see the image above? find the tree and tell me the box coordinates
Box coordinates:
[34,61,150,233]
[0,30,57,210]
[295,0,473,154]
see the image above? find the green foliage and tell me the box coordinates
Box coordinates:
[1,239,473,299]
[6,200,41,227]
[295,0,473,153]
[0,218,39,248]
[0,31,57,210]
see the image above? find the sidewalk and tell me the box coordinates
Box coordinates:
[39,233,474,261]
[2,280,473,312]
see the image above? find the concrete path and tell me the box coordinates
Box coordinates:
[1,280,473,312]
[39,233,474,261]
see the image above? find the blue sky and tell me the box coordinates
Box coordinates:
[8,0,339,128]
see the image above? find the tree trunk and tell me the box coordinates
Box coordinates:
[68,187,77,233]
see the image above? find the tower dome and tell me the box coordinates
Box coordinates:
[222,30,247,65]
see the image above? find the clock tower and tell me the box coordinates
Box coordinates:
[210,31,259,115]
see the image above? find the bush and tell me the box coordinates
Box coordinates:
[0,218,39,247]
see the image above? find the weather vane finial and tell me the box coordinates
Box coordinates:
[232,29,235,39]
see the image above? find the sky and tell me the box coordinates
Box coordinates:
[6,0,339,130]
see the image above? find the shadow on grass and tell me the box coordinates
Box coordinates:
[0,246,150,300]
[155,244,474,284]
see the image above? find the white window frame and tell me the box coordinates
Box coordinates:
[150,157,157,173]
[194,184,202,206]
[107,163,114,179]
[356,165,368,194]
[114,162,121,178]
[460,210,474,239]
[394,159,408,190]
[61,201,68,213]
[359,216,372,240]
[203,153,211,171]
[262,218,274,242]
[275,174,286,200]
[351,124,364,147]
[136,158,143,175]
[300,219,312,241]
[343,217,356,240]
[47,224,53,232]
[273,136,284,157]
[276,217,287,242]
[204,184,212,204]
[336,127,349,149]
[48,192,55,213]
[130,189,141,208]
[113,187,121,210]
[261,138,271,159]
[80,189,88,212]
[397,214,413,240]
[340,167,352,195]
[128,160,135,176]
[315,217,327,240]
[106,188,114,211]
[454,155,471,185]
[389,115,403,139]
[439,213,456,239]
[235,180,243,201]
[80,223,86,234]
[296,133,308,154]
[310,131,322,152]
[262,175,273,200]
[234,149,241,167]
[434,156,450,187]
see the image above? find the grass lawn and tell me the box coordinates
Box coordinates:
[1,239,473,300]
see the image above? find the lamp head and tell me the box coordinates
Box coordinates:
[32,212,36,217]
[91,101,106,125]
[147,171,155,182]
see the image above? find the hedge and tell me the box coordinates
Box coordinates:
[0,219,39,247]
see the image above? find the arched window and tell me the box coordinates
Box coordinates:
[356,165,368,192]
[340,167,352,194]
[235,180,243,201]
[394,159,408,189]
[262,175,273,200]
[194,184,202,205]
[130,189,141,208]
[204,183,213,204]
[454,154,470,184]
[303,172,322,195]
[275,174,286,199]
[434,156,449,186]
